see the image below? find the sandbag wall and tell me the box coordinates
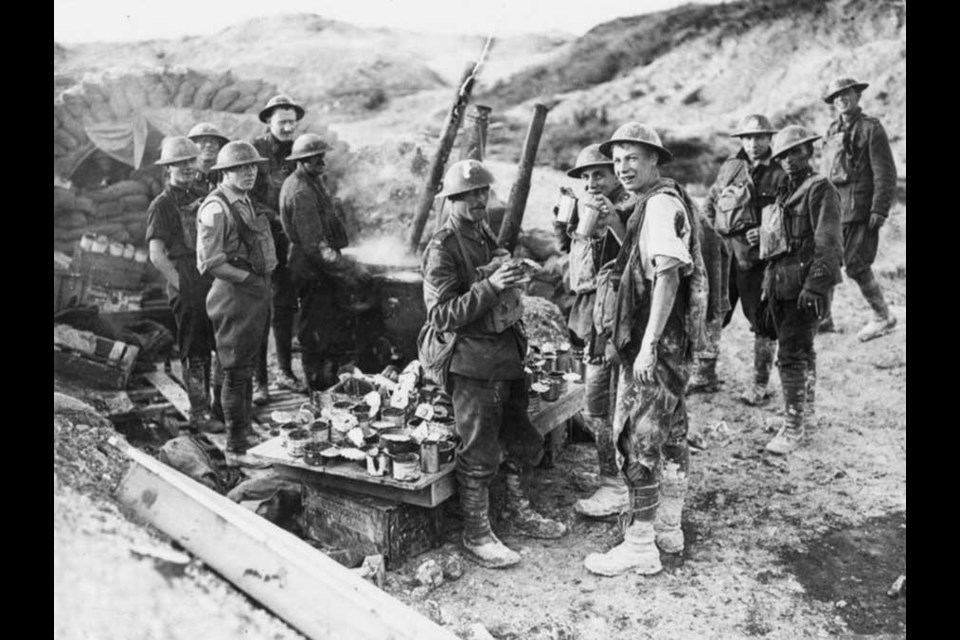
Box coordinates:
[53,68,282,254]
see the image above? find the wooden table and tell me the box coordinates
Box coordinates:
[247,436,457,508]
[246,381,587,508]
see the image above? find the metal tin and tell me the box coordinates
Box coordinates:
[557,193,577,224]
[420,441,440,474]
[438,441,456,465]
[382,407,406,428]
[391,452,421,482]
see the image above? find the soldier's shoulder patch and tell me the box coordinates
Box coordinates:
[674,211,686,238]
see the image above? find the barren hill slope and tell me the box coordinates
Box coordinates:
[54,14,573,114]
[485,0,906,175]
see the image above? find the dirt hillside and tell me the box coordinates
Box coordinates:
[484,0,906,178]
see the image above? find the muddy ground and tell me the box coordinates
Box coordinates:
[54,222,906,640]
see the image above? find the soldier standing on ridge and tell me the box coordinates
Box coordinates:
[552,143,635,519]
[819,77,899,341]
[421,159,567,569]
[197,141,277,466]
[762,125,843,456]
[279,133,371,392]
[583,123,708,577]
[694,114,787,405]
[146,136,223,434]
[250,94,308,403]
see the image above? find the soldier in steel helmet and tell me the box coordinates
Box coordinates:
[146,136,223,434]
[552,143,635,520]
[279,133,371,391]
[762,125,843,456]
[249,95,309,402]
[819,77,899,341]
[197,141,278,465]
[694,114,788,405]
[187,122,230,195]
[582,122,709,577]
[420,159,567,570]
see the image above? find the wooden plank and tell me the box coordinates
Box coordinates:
[276,465,455,509]
[54,347,131,390]
[145,371,191,418]
[112,441,457,640]
[249,436,457,508]
[530,383,585,436]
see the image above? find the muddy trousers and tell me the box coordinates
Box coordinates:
[613,318,690,524]
[450,374,543,482]
[771,298,819,424]
[221,366,254,452]
[181,354,212,418]
[584,360,620,478]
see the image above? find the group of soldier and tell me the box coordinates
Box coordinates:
[144,74,898,576]
[418,75,898,576]
[146,94,368,466]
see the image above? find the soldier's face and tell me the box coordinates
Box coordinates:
[777,144,813,176]
[740,134,772,161]
[223,163,258,193]
[581,166,618,197]
[833,88,861,115]
[167,159,197,188]
[451,187,490,223]
[268,108,299,142]
[194,136,223,164]
[612,143,659,193]
[302,154,326,178]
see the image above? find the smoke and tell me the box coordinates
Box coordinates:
[345,235,419,268]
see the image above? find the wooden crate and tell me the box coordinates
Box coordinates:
[53,271,90,314]
[72,247,147,290]
[53,324,140,390]
[302,484,443,569]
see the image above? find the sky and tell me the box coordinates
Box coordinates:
[53,0,726,43]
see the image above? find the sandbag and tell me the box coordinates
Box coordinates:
[120,194,150,211]
[159,434,242,494]
[107,84,133,119]
[96,201,122,219]
[147,83,172,108]
[227,477,303,532]
[120,74,148,110]
[59,212,89,229]
[174,78,200,108]
[210,87,241,112]
[54,187,78,212]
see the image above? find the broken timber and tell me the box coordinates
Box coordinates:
[113,440,457,640]
[144,370,191,419]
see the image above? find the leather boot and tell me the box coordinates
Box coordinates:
[184,357,224,433]
[254,333,270,405]
[211,355,224,423]
[654,463,687,554]
[765,401,806,455]
[460,474,520,569]
[805,351,817,422]
[687,356,720,394]
[575,416,629,518]
[502,472,566,539]
[740,336,776,406]
[855,272,896,342]
[584,486,662,576]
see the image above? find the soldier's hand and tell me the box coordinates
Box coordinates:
[488,262,525,292]
[604,342,621,367]
[746,228,761,246]
[633,342,658,385]
[868,213,886,231]
[593,194,614,216]
[797,289,825,319]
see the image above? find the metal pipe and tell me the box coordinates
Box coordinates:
[459,104,492,162]
[497,102,550,252]
[407,62,477,253]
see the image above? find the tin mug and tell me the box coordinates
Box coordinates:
[420,441,440,474]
